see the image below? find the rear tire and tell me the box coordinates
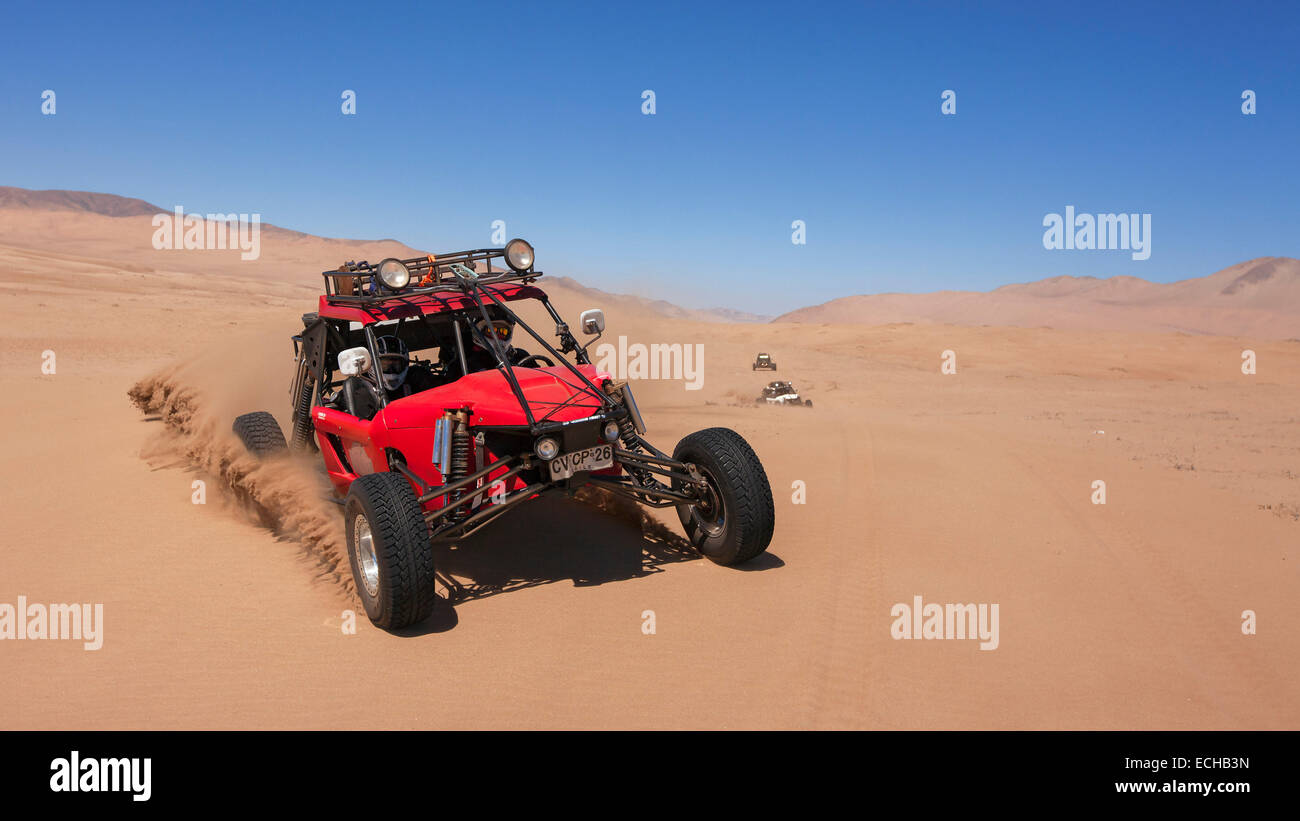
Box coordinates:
[344,472,437,629]
[672,428,775,565]
[232,411,287,456]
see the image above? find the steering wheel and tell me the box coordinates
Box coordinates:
[516,354,555,368]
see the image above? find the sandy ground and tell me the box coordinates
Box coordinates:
[1,239,1297,729]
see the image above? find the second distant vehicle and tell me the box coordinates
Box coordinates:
[752,352,776,371]
[757,381,812,407]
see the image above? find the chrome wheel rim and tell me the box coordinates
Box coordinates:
[353,514,380,598]
[688,466,726,538]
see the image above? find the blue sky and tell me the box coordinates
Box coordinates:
[1,0,1296,313]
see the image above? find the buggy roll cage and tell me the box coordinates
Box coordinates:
[322,247,535,302]
[304,246,623,437]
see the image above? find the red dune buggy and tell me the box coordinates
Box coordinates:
[234,240,774,629]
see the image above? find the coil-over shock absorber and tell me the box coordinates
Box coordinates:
[602,380,656,487]
[602,380,647,451]
[445,410,472,522]
[614,414,638,450]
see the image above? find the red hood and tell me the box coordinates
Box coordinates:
[381,365,610,428]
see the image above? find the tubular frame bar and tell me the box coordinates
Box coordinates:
[614,448,689,469]
[422,461,532,524]
[429,482,551,540]
[584,476,694,507]
[393,463,432,495]
[612,453,703,485]
[411,456,524,505]
[322,248,536,301]
[472,284,616,416]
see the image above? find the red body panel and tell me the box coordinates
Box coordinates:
[312,407,383,495]
[312,363,613,507]
[382,365,609,429]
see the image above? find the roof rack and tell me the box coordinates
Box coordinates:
[322,247,541,305]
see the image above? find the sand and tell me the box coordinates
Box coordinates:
[0,201,1296,729]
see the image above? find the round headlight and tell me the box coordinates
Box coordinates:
[376,258,411,290]
[504,238,534,272]
[534,436,560,461]
[602,421,621,443]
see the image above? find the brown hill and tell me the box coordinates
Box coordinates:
[0,186,758,323]
[775,257,1300,339]
[3,186,1293,336]
[0,185,164,217]
[549,276,770,324]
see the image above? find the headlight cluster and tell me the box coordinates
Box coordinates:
[504,238,534,272]
[376,258,411,290]
[534,436,560,461]
[372,238,533,292]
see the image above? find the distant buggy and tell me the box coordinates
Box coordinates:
[757,380,812,407]
[232,240,776,629]
[752,352,776,371]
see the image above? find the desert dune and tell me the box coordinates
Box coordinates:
[0,190,1296,729]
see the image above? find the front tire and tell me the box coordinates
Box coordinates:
[672,428,775,565]
[233,411,287,456]
[344,472,437,629]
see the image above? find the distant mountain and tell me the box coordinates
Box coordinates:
[548,276,771,324]
[0,185,766,323]
[0,186,163,217]
[2,186,1293,336]
[774,257,1300,339]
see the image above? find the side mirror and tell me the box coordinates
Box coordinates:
[579,308,606,335]
[337,346,372,376]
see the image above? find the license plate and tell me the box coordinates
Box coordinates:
[548,444,614,480]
